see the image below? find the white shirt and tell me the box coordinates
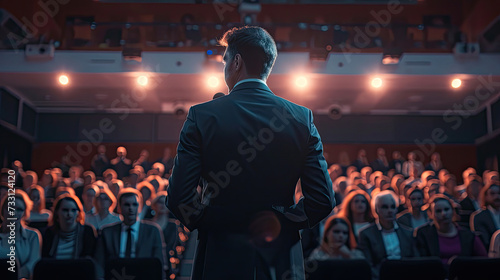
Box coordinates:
[487,206,500,229]
[232,78,267,91]
[86,212,121,230]
[376,221,401,260]
[119,221,140,258]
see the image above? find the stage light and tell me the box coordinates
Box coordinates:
[451,78,462,88]
[295,76,308,88]
[207,76,220,88]
[58,75,69,85]
[371,77,383,88]
[137,76,148,86]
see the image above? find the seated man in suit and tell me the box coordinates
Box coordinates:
[357,190,418,280]
[95,188,166,277]
[458,179,482,229]
[471,183,500,249]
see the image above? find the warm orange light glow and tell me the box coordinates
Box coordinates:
[137,76,148,86]
[371,77,382,88]
[451,78,462,88]
[58,75,69,85]
[207,76,219,88]
[295,76,308,88]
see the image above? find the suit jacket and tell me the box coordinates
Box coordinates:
[471,209,498,249]
[415,223,479,257]
[167,81,335,280]
[396,211,428,229]
[357,222,418,278]
[458,196,479,229]
[42,224,97,259]
[94,220,166,276]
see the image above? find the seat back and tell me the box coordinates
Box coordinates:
[305,259,371,280]
[380,258,445,280]
[33,258,96,280]
[448,257,500,280]
[105,258,163,280]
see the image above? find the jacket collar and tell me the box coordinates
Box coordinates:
[229,81,274,95]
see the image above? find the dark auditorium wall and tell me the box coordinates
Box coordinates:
[0,125,33,169]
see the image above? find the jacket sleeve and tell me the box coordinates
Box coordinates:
[414,227,428,257]
[166,106,205,232]
[299,109,335,228]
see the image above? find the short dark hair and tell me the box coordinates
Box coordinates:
[218,26,277,79]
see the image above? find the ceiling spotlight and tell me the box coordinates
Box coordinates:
[137,76,148,86]
[451,78,462,88]
[207,76,219,88]
[371,77,382,88]
[295,76,308,88]
[58,75,69,85]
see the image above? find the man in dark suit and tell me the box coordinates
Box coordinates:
[95,188,166,277]
[166,26,335,280]
[357,191,418,279]
[471,183,500,249]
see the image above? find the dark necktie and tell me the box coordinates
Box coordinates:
[125,227,132,258]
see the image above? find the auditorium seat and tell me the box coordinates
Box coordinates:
[105,258,163,280]
[33,258,97,280]
[448,257,500,280]
[305,259,371,280]
[379,258,445,280]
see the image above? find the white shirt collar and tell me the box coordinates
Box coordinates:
[233,78,267,89]
[376,220,399,231]
[121,219,140,232]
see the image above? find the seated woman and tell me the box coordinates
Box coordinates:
[397,187,429,229]
[308,215,364,261]
[0,190,41,279]
[28,185,53,228]
[337,190,375,241]
[415,194,487,267]
[86,187,121,230]
[42,194,97,259]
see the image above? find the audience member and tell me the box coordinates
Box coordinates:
[402,152,423,178]
[137,181,156,220]
[91,144,109,178]
[458,179,483,229]
[471,183,500,249]
[0,190,41,279]
[86,187,121,230]
[23,170,38,191]
[371,148,390,175]
[353,149,369,171]
[397,187,429,229]
[110,146,133,180]
[415,195,486,267]
[82,184,99,216]
[357,191,418,279]
[157,147,174,176]
[95,188,166,277]
[389,151,404,174]
[338,190,374,240]
[42,194,97,259]
[456,167,477,198]
[133,149,152,174]
[308,215,364,261]
[425,152,443,173]
[28,185,52,224]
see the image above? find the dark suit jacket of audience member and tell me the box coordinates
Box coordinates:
[167,81,335,280]
[458,196,479,229]
[390,159,404,174]
[471,209,498,249]
[415,223,481,257]
[396,211,429,229]
[41,224,97,258]
[357,223,418,270]
[94,221,166,270]
[352,159,369,172]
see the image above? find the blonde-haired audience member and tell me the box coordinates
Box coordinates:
[28,185,52,223]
